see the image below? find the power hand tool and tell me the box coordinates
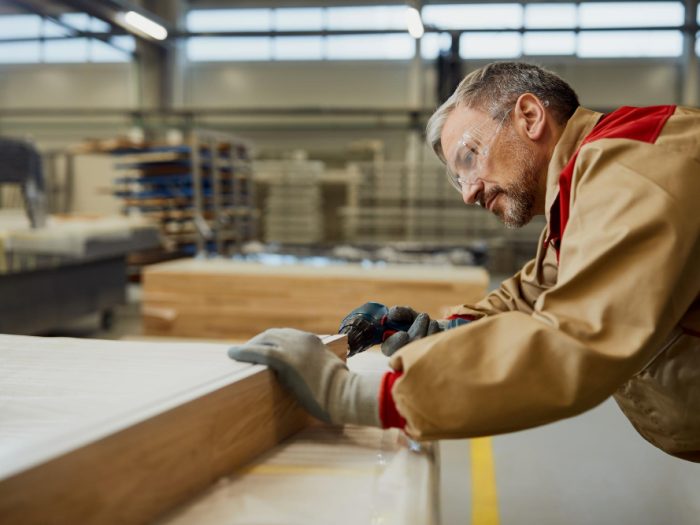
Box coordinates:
[339,301,474,357]
[339,302,412,357]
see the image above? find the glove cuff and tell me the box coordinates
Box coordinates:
[332,371,383,427]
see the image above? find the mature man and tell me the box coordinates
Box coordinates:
[230,62,699,461]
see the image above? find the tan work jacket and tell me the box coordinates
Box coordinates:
[390,106,700,461]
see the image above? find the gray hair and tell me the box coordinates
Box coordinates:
[426,62,580,163]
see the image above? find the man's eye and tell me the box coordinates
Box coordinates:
[462,147,477,170]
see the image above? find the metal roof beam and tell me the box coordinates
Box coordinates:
[3,0,134,56]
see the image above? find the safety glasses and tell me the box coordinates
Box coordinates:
[445,109,512,194]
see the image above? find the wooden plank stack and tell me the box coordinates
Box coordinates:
[257,160,325,245]
[143,258,489,340]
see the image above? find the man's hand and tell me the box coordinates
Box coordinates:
[381,306,443,356]
[228,328,382,427]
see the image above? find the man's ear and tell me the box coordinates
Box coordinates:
[513,93,547,141]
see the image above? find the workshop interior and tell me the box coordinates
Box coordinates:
[0,1,698,524]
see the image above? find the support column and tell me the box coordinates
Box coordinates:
[406,30,425,241]
[682,0,699,106]
[135,0,187,113]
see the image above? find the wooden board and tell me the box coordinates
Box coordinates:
[0,334,346,525]
[143,259,489,339]
[158,426,437,525]
[159,349,436,525]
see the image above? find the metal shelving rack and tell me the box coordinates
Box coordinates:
[190,130,258,256]
[112,130,258,260]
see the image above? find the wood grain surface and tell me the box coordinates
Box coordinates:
[143,259,489,339]
[0,334,346,525]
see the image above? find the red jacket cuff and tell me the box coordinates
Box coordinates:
[378,371,407,429]
[446,313,479,321]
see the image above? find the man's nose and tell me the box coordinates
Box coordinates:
[461,180,484,206]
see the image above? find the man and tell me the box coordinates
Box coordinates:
[230,62,700,461]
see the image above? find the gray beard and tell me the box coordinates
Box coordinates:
[489,131,541,229]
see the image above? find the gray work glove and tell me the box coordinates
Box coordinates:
[228,328,381,427]
[381,306,443,357]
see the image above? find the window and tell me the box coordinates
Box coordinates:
[421,32,452,59]
[524,4,577,29]
[60,13,110,32]
[0,13,132,63]
[460,32,521,59]
[326,6,408,30]
[524,32,576,55]
[187,6,417,60]
[44,38,90,63]
[187,9,272,32]
[43,19,70,37]
[579,2,684,28]
[273,37,323,60]
[0,42,41,63]
[187,37,272,61]
[111,36,136,54]
[181,3,691,62]
[92,39,134,62]
[42,36,132,63]
[423,4,523,30]
[274,8,324,31]
[578,30,683,57]
[0,14,41,38]
[326,34,414,60]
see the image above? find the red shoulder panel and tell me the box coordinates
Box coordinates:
[546,105,676,260]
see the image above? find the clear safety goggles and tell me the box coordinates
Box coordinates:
[445,109,512,194]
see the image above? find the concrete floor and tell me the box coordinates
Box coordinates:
[440,402,700,525]
[50,284,699,525]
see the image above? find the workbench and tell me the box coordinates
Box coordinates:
[0,334,437,525]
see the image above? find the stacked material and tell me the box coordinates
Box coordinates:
[142,258,489,339]
[0,212,160,273]
[0,334,346,525]
[340,161,547,274]
[0,212,161,334]
[4,215,156,257]
[341,162,409,242]
[111,131,257,258]
[256,160,324,244]
[408,165,503,242]
[341,162,501,244]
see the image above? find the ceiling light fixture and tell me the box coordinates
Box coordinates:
[122,10,168,41]
[406,6,424,39]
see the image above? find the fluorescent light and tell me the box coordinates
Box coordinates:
[123,10,167,40]
[406,7,424,39]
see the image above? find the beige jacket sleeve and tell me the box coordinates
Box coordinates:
[390,138,700,440]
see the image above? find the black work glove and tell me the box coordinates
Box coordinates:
[381,305,442,357]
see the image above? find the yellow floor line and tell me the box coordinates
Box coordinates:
[470,437,500,525]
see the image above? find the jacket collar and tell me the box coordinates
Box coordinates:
[544,106,602,223]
